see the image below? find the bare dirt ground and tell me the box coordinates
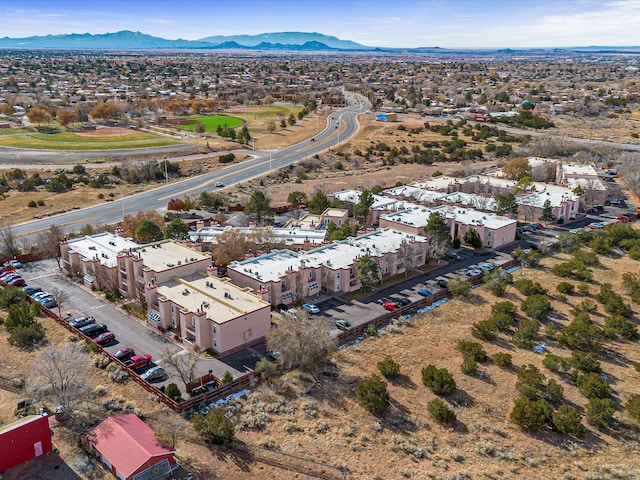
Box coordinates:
[74,127,137,137]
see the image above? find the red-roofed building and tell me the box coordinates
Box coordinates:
[90,414,176,480]
[0,414,52,473]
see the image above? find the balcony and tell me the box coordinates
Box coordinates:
[186,324,196,335]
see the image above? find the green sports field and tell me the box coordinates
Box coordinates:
[179,115,244,131]
[0,131,180,150]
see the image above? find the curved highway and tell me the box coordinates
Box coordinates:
[14,92,370,239]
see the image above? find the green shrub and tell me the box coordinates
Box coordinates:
[422,365,456,396]
[542,354,571,374]
[510,396,551,433]
[492,301,517,319]
[461,357,478,375]
[556,282,575,295]
[514,278,546,296]
[577,373,611,399]
[492,352,512,368]
[471,319,497,341]
[511,319,540,349]
[520,294,552,320]
[193,408,235,445]
[165,382,182,401]
[356,374,390,415]
[377,356,401,379]
[28,200,37,208]
[626,394,640,421]
[427,398,457,424]
[570,351,601,374]
[456,340,487,362]
[552,405,585,438]
[37,199,45,206]
[585,398,616,430]
[558,313,602,352]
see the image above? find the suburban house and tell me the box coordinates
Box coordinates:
[0,414,52,473]
[90,414,176,480]
[145,272,271,354]
[227,229,427,306]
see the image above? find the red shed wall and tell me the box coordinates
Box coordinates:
[0,415,52,472]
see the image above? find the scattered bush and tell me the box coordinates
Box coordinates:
[461,357,478,375]
[28,200,37,208]
[510,396,551,433]
[92,354,111,369]
[514,278,546,296]
[626,394,640,422]
[193,408,235,445]
[356,374,390,415]
[511,318,540,349]
[457,340,487,362]
[377,356,401,379]
[427,398,457,424]
[552,405,585,438]
[520,294,552,320]
[422,365,457,396]
[585,398,616,430]
[577,373,611,399]
[543,354,571,374]
[556,282,575,295]
[492,352,512,368]
[570,351,602,374]
[165,383,182,402]
[471,319,498,341]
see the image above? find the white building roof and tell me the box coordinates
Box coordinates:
[383,185,445,203]
[189,226,326,247]
[137,240,209,272]
[229,229,425,283]
[157,273,268,323]
[560,163,598,177]
[442,206,516,230]
[66,233,139,268]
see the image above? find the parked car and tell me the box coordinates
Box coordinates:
[124,354,152,369]
[22,286,42,295]
[114,347,135,361]
[8,260,23,269]
[140,366,166,383]
[69,316,95,329]
[0,272,20,282]
[39,298,57,309]
[335,319,352,331]
[436,278,449,288]
[587,222,605,230]
[478,262,496,272]
[7,276,25,286]
[93,331,116,345]
[301,303,320,314]
[396,297,412,306]
[449,252,463,261]
[417,288,433,297]
[79,323,108,338]
[383,301,398,312]
[466,269,483,276]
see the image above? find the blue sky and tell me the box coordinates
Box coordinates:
[1,0,639,48]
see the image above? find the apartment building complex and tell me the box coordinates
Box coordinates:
[227,229,427,306]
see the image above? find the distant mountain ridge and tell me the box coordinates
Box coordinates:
[0,30,638,54]
[0,30,366,51]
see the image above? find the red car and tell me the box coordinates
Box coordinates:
[383,301,398,312]
[113,347,135,361]
[93,331,115,345]
[124,354,152,369]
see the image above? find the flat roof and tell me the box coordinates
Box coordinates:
[138,241,209,272]
[322,208,348,217]
[157,273,268,323]
[189,226,326,247]
[383,185,445,203]
[66,232,139,268]
[230,229,425,282]
[560,163,598,177]
[381,205,516,230]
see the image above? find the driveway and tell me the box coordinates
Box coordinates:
[21,259,245,394]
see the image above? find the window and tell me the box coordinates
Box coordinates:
[192,316,196,327]
[170,305,174,313]
[487,231,493,237]
[487,240,492,247]
[308,270,312,279]
[336,271,341,279]
[213,339,217,347]
[212,325,217,334]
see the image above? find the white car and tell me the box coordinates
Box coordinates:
[301,303,320,314]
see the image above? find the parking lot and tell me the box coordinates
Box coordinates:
[19,259,251,393]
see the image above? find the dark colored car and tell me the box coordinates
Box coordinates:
[114,347,135,361]
[79,323,108,338]
[93,331,116,345]
[23,286,42,295]
[449,252,462,261]
[396,297,412,306]
[436,279,449,288]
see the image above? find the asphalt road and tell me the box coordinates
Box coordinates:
[12,92,370,240]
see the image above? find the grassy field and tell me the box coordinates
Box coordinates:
[227,105,305,133]
[0,131,179,150]
[179,115,244,131]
